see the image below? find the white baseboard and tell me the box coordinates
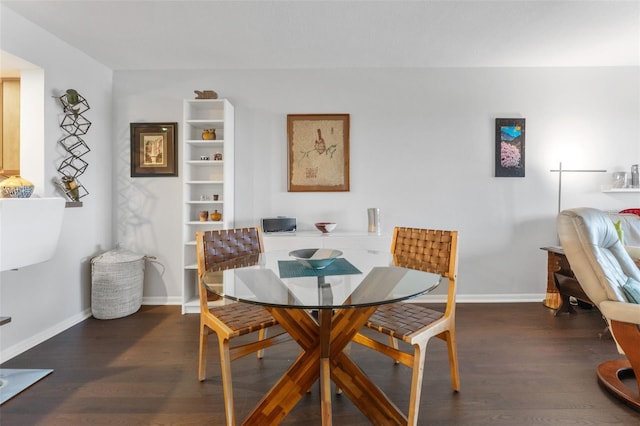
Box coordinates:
[141,296,183,306]
[0,308,92,363]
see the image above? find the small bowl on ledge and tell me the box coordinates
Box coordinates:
[315,222,337,234]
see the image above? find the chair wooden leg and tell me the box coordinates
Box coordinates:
[389,336,400,364]
[256,328,267,359]
[198,323,209,381]
[219,338,236,426]
[442,330,461,391]
[407,344,427,426]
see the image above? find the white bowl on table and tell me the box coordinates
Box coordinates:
[289,248,342,269]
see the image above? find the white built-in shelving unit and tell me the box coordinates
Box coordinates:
[182,99,234,314]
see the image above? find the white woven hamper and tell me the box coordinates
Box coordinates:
[91,249,145,320]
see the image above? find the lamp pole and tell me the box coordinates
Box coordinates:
[550,162,607,213]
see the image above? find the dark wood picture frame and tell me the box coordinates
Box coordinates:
[130,122,178,177]
[495,118,525,177]
[287,114,350,192]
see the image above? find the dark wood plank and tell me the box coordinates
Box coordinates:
[1,303,639,425]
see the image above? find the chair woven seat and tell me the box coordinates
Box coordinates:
[366,303,444,343]
[210,303,277,337]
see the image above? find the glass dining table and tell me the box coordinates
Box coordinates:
[202,248,441,426]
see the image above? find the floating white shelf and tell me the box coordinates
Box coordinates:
[601,186,640,193]
[185,200,224,205]
[185,160,224,165]
[185,180,224,185]
[185,140,225,146]
[186,220,224,225]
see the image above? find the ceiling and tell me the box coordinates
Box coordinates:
[1,0,639,71]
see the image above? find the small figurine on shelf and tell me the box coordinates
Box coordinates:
[202,129,216,140]
[54,175,88,203]
[61,176,80,201]
[210,210,222,221]
[214,152,222,161]
[194,90,218,99]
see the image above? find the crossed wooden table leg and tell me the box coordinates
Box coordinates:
[241,305,407,425]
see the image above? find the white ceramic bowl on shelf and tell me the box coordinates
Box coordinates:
[314,222,337,234]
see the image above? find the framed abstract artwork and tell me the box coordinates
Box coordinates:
[130,122,178,177]
[287,114,350,192]
[495,118,525,177]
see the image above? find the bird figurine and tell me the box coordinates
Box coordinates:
[194,90,218,99]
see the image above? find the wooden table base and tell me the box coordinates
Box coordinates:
[242,306,407,425]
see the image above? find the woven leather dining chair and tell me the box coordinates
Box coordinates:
[352,227,460,426]
[196,227,289,426]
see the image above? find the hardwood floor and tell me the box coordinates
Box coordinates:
[1,303,639,425]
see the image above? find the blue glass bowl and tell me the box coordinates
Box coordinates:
[289,248,343,269]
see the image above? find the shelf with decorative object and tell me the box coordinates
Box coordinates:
[185,201,224,205]
[185,140,225,147]
[182,99,234,314]
[601,187,640,193]
[185,160,224,165]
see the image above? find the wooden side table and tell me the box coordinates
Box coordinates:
[541,246,565,309]
[541,245,640,314]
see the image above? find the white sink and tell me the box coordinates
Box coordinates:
[0,197,65,271]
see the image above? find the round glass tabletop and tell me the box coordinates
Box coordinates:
[202,248,441,309]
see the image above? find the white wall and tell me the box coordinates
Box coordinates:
[0,5,114,361]
[1,2,638,361]
[113,67,640,303]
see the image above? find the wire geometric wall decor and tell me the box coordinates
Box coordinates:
[55,89,91,202]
